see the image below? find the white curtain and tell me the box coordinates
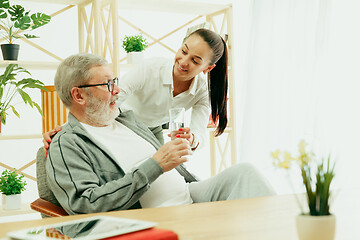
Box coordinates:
[234,0,360,192]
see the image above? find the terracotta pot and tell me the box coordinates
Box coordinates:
[296,214,336,240]
[2,194,22,210]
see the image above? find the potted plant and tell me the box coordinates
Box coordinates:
[0,168,26,210]
[0,63,47,133]
[0,0,51,60]
[121,33,149,64]
[271,140,336,240]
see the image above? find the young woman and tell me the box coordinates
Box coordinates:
[117,28,228,149]
[43,29,228,152]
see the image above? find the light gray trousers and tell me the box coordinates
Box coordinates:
[188,163,276,203]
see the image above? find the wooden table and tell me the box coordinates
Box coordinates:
[0,190,358,240]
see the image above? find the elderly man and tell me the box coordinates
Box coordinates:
[46,53,275,215]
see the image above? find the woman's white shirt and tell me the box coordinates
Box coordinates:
[117,57,210,148]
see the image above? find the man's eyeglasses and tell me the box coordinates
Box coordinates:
[77,77,119,93]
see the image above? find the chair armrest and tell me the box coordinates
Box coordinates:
[30,198,68,217]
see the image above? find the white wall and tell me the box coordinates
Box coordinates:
[232,0,360,196]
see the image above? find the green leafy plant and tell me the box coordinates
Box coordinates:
[0,64,47,125]
[0,169,26,195]
[271,140,335,216]
[122,33,149,53]
[0,0,51,44]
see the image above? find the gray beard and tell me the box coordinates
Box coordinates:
[85,95,120,127]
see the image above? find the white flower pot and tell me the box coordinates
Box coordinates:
[296,214,336,240]
[2,194,21,210]
[127,52,144,64]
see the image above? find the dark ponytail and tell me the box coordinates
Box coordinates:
[209,38,228,136]
[188,29,228,136]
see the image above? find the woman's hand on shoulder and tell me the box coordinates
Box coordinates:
[43,125,62,157]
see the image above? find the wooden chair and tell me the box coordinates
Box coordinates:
[31,86,68,217]
[30,198,68,217]
[41,85,68,134]
[30,147,68,217]
[30,149,69,238]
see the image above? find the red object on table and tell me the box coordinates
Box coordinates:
[102,228,179,240]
